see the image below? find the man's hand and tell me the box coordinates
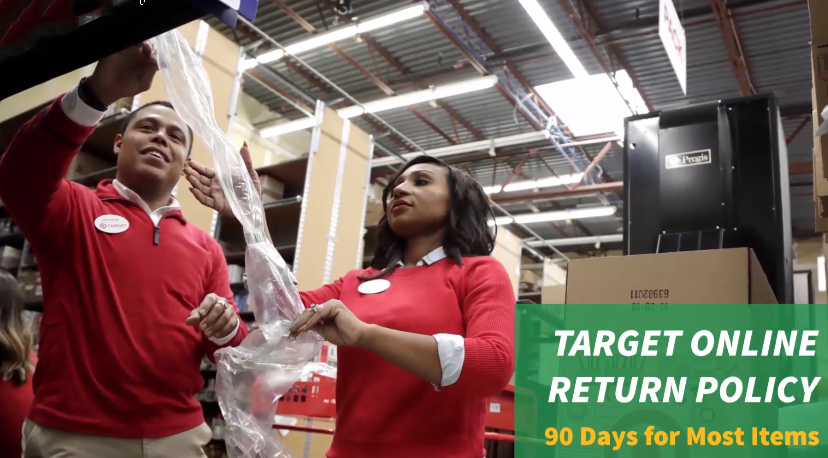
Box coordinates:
[185,293,239,340]
[87,41,159,106]
[183,142,261,218]
[288,300,370,347]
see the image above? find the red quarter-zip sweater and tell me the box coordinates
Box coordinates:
[0,96,248,438]
[300,257,515,458]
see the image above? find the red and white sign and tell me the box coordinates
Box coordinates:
[94,215,130,234]
[659,0,687,95]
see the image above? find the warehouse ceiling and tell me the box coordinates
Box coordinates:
[206,0,814,256]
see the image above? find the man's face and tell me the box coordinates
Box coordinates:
[114,105,190,194]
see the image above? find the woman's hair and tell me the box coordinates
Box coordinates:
[362,155,496,280]
[0,270,33,385]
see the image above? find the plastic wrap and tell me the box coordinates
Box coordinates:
[150,31,335,457]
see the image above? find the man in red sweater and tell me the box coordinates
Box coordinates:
[0,43,248,457]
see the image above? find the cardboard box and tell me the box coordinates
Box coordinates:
[810,0,828,179]
[65,151,112,181]
[520,269,541,287]
[541,284,566,304]
[364,200,383,227]
[564,248,777,304]
[815,155,828,231]
[259,175,285,204]
[542,258,567,286]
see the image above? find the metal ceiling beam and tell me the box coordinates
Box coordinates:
[595,0,803,47]
[489,182,624,204]
[790,162,813,176]
[787,116,811,145]
[709,0,757,96]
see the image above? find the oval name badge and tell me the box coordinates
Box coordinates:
[94,215,130,234]
[358,279,390,295]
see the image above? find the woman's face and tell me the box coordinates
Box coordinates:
[386,163,451,238]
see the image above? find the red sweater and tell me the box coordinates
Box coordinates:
[300,256,515,458]
[0,97,248,437]
[0,353,36,458]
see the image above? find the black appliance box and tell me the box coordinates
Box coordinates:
[623,94,792,304]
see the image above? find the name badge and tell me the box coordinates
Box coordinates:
[95,215,130,234]
[358,279,390,295]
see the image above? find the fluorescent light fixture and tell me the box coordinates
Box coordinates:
[483,173,584,194]
[259,75,497,138]
[519,0,588,79]
[492,206,616,226]
[535,71,636,138]
[256,49,285,65]
[240,58,260,70]
[819,256,826,292]
[285,26,358,55]
[525,234,623,247]
[243,3,427,68]
[357,4,427,33]
[259,117,315,138]
[337,75,499,119]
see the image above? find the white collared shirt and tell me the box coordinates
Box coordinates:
[397,247,465,389]
[111,179,181,226]
[62,83,241,347]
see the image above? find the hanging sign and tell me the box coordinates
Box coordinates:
[659,0,687,95]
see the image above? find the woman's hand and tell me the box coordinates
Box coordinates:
[289,300,371,347]
[183,142,262,217]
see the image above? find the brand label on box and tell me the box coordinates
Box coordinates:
[665,149,711,169]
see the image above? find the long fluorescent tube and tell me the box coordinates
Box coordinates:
[337,75,498,119]
[358,4,427,33]
[483,173,584,194]
[259,117,315,138]
[258,75,498,138]
[492,206,617,226]
[245,3,428,67]
[525,234,623,247]
[519,0,588,79]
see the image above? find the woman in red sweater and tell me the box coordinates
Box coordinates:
[0,270,36,458]
[185,153,515,458]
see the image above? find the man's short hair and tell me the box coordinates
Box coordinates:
[120,101,194,156]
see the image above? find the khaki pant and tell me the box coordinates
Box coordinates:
[22,419,213,458]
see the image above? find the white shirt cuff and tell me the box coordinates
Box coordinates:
[432,333,465,389]
[209,318,240,346]
[61,85,106,127]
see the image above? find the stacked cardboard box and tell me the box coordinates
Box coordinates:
[808,0,828,293]
[562,248,776,304]
[809,0,828,231]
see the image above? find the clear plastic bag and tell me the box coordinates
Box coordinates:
[150,30,335,457]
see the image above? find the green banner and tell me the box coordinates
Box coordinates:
[515,304,828,458]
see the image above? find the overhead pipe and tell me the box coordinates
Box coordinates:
[572,141,613,188]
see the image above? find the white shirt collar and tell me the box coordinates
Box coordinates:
[112,179,180,226]
[396,246,447,268]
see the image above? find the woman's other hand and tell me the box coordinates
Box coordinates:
[289,300,370,347]
[183,142,262,217]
